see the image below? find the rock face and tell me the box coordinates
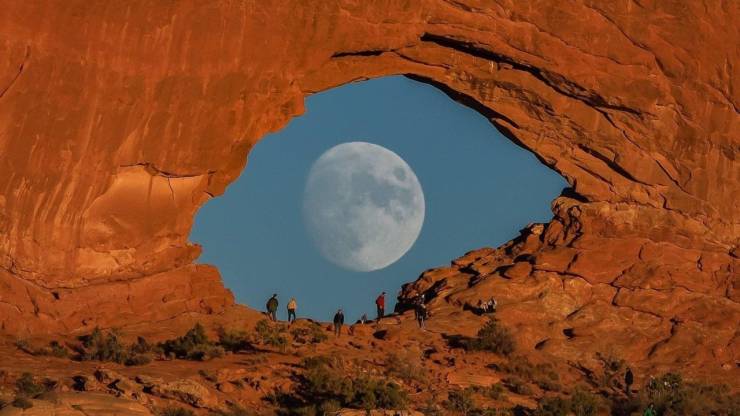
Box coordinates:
[0,0,737,372]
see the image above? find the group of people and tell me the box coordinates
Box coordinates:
[476,297,497,314]
[264,291,391,337]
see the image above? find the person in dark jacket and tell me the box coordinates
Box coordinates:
[416,303,427,329]
[333,309,345,337]
[625,367,634,396]
[266,294,278,321]
[375,292,386,320]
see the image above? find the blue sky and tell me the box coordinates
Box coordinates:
[190,76,566,322]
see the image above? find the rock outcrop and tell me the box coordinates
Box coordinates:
[0,0,737,375]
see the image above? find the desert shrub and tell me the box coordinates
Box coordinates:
[271,356,407,414]
[210,404,256,416]
[535,396,569,416]
[76,327,153,365]
[11,397,33,409]
[484,383,507,400]
[290,322,328,345]
[218,328,253,353]
[255,320,289,351]
[446,388,477,415]
[535,387,601,416]
[570,387,600,416]
[15,339,69,358]
[15,373,45,398]
[160,407,195,416]
[385,353,427,384]
[495,356,560,392]
[466,319,516,356]
[502,377,532,396]
[639,372,740,416]
[595,352,625,390]
[159,324,224,361]
[470,409,513,416]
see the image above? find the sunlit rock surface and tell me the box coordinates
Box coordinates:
[0,0,737,381]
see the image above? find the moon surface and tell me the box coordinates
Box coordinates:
[303,142,425,272]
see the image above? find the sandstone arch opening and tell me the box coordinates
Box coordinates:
[190,76,567,321]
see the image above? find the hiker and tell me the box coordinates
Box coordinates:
[376,291,386,320]
[625,367,634,396]
[476,299,485,314]
[333,309,345,337]
[486,297,497,313]
[287,297,297,323]
[266,294,278,321]
[416,302,427,329]
[360,313,368,324]
[643,403,656,416]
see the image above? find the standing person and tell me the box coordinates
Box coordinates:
[416,303,427,329]
[375,292,386,320]
[287,297,297,324]
[333,309,344,337]
[643,403,656,416]
[266,294,279,321]
[624,367,634,396]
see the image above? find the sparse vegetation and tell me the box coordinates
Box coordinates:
[159,323,225,361]
[210,404,256,416]
[492,356,561,392]
[76,327,154,365]
[15,339,69,358]
[636,372,740,416]
[446,388,477,415]
[160,407,195,416]
[465,319,516,356]
[502,376,532,396]
[217,328,253,353]
[289,321,328,345]
[11,397,33,409]
[254,319,288,352]
[15,373,46,398]
[595,351,626,391]
[268,355,407,414]
[535,386,600,416]
[385,352,427,384]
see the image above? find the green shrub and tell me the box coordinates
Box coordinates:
[210,404,256,416]
[502,377,532,395]
[272,356,407,414]
[595,352,625,390]
[290,322,328,345]
[160,407,194,416]
[535,387,600,416]
[535,396,569,416]
[218,328,253,353]
[483,383,507,400]
[496,356,560,392]
[15,339,69,358]
[15,373,45,398]
[255,320,288,351]
[159,324,224,361]
[570,387,600,416]
[11,397,33,409]
[385,353,427,384]
[446,388,477,415]
[466,320,516,356]
[641,373,740,416]
[77,327,153,365]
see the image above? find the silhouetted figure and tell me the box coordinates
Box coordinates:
[625,367,634,396]
[333,309,345,336]
[416,303,427,329]
[360,313,368,324]
[287,297,297,323]
[266,294,278,321]
[643,403,656,416]
[486,297,497,313]
[376,292,386,320]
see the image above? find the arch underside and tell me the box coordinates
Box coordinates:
[0,1,737,381]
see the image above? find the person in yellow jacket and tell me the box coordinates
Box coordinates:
[287,297,297,323]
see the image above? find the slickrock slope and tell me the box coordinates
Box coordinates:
[0,0,737,377]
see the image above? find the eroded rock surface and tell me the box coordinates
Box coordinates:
[0,0,737,376]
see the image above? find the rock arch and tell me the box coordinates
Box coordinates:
[0,1,737,373]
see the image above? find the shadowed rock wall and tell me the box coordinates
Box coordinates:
[0,1,737,371]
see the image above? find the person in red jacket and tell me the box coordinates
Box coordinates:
[375,292,386,320]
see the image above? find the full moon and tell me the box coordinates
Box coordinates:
[303,142,425,272]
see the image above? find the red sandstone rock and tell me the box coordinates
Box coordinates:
[0,0,737,387]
